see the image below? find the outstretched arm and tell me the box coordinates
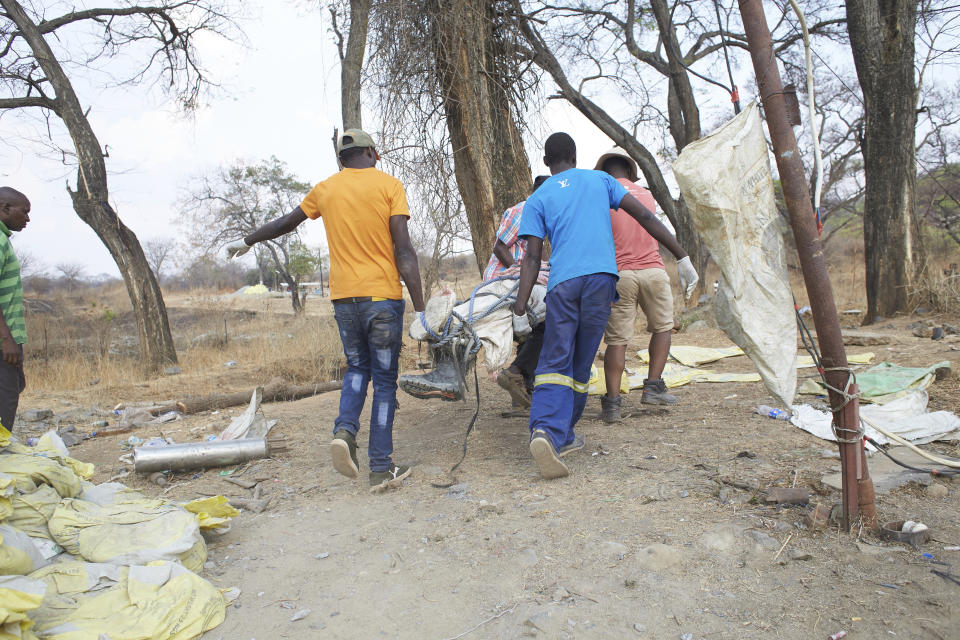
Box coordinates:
[617,194,687,260]
[389,216,425,312]
[245,207,308,245]
[512,236,542,316]
[492,240,514,268]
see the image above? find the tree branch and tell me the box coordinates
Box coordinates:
[0,95,57,110]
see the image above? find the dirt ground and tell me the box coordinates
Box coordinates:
[17,306,960,640]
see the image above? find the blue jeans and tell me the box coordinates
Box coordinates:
[530,274,617,450]
[333,299,405,472]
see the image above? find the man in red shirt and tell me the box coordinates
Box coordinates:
[595,148,699,421]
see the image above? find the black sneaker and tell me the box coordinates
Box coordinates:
[641,378,678,405]
[557,434,585,458]
[369,464,412,492]
[529,430,569,479]
[330,430,359,479]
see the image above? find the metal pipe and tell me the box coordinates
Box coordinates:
[737,0,875,531]
[134,438,270,473]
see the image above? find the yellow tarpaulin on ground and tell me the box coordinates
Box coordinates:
[589,363,761,395]
[27,561,225,640]
[0,426,11,450]
[183,496,241,530]
[0,455,81,499]
[0,526,48,576]
[243,283,268,295]
[797,352,875,368]
[0,575,43,640]
[48,484,206,573]
[4,434,94,482]
[5,487,59,541]
[637,345,745,367]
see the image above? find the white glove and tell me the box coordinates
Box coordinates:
[410,311,427,340]
[512,311,532,337]
[226,240,252,259]
[677,256,699,300]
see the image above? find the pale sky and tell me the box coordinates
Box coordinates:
[0,1,814,279]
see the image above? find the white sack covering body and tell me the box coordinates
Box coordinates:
[673,101,797,407]
[409,281,547,372]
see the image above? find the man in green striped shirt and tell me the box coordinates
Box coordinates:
[0,187,30,431]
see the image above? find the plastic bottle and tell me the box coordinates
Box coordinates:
[756,405,790,420]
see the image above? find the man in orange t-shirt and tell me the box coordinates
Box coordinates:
[226,129,426,492]
[594,148,698,422]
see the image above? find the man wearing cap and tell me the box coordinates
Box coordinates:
[512,133,697,480]
[594,148,699,422]
[226,129,426,492]
[0,187,30,432]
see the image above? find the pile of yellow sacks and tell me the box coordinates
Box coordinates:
[0,426,238,639]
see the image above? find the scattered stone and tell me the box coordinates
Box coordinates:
[290,608,310,622]
[552,586,570,601]
[927,483,949,499]
[59,431,82,447]
[764,487,809,505]
[316,552,330,559]
[678,490,689,498]
[681,634,694,640]
[685,320,708,333]
[163,366,182,376]
[22,409,53,422]
[600,540,628,560]
[633,544,681,571]
[700,524,742,553]
[916,306,931,315]
[309,622,326,631]
[445,483,471,500]
[788,549,812,561]
[718,487,735,504]
[633,622,646,634]
[744,530,779,551]
[774,521,794,533]
[477,500,504,515]
[518,548,539,567]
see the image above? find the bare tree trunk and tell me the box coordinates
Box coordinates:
[514,3,710,285]
[429,0,532,274]
[845,0,924,320]
[341,0,371,130]
[4,0,177,371]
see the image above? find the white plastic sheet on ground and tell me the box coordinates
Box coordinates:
[219,388,277,440]
[409,281,547,372]
[791,390,960,449]
[674,100,797,408]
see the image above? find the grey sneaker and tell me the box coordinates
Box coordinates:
[557,434,585,457]
[497,369,531,408]
[641,378,678,405]
[331,430,359,479]
[529,430,569,479]
[369,464,412,492]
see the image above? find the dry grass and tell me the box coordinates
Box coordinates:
[908,264,960,314]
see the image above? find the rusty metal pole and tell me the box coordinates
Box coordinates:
[738,0,874,531]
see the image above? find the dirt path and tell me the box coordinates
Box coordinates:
[33,321,960,639]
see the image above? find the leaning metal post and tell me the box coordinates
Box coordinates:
[737,0,876,531]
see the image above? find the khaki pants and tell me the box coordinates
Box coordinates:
[603,268,674,345]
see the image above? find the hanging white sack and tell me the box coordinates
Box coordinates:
[673,100,797,407]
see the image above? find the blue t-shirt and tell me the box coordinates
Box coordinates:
[518,168,628,291]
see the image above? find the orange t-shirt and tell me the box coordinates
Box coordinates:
[610,178,665,271]
[300,167,410,300]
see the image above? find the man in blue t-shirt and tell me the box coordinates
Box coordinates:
[512,133,698,479]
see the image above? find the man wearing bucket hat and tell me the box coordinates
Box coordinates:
[594,147,699,422]
[226,129,426,492]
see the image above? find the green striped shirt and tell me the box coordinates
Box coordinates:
[0,222,26,345]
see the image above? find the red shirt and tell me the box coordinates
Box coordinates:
[610,178,664,271]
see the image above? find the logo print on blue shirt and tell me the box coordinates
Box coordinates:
[558,179,569,188]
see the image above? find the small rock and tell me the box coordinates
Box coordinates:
[788,549,812,561]
[309,622,326,631]
[316,552,330,559]
[681,634,694,640]
[678,490,689,498]
[290,608,310,622]
[601,540,628,560]
[700,524,742,553]
[23,409,53,422]
[927,483,948,498]
[552,586,570,601]
[59,432,82,447]
[633,543,682,571]
[916,306,931,314]
[686,320,708,333]
[445,483,471,500]
[744,530,780,551]
[224,360,238,367]
[163,366,182,376]
[633,622,646,633]
[718,487,735,504]
[518,548,539,566]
